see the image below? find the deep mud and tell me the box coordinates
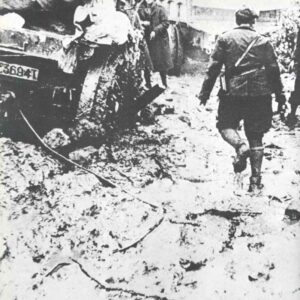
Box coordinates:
[1,74,300,300]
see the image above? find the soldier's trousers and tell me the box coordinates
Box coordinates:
[216,95,273,135]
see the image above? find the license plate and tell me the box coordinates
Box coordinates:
[0,61,39,81]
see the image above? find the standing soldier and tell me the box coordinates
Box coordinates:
[138,0,173,89]
[288,27,300,122]
[197,8,286,193]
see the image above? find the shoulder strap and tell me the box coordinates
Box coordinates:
[234,36,260,68]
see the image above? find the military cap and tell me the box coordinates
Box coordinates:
[235,7,259,24]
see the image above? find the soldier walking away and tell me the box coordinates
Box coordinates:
[288,27,300,123]
[138,0,173,89]
[197,8,286,194]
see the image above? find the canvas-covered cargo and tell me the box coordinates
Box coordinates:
[0,0,37,13]
[73,1,132,45]
[0,0,82,35]
[0,0,80,13]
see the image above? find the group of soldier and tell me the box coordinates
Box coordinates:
[134,2,300,194]
[135,3,300,194]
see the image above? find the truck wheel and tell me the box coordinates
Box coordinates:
[75,65,107,122]
[69,59,117,142]
[70,45,144,142]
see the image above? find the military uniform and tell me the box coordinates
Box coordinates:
[198,8,285,193]
[200,25,283,135]
[138,2,173,73]
[138,1,173,88]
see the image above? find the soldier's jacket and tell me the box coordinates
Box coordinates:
[138,3,173,72]
[200,26,283,99]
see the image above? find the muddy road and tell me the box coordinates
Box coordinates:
[0,73,300,300]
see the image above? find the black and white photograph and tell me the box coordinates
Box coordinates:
[0,0,299,299]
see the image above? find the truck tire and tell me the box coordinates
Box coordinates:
[69,44,144,142]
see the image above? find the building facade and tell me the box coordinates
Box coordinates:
[156,0,192,22]
[157,0,287,31]
[155,0,289,52]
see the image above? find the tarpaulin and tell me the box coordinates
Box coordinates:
[74,2,133,45]
[0,0,80,13]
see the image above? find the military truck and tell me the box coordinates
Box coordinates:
[0,0,154,146]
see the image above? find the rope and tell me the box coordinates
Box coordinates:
[19,109,117,188]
